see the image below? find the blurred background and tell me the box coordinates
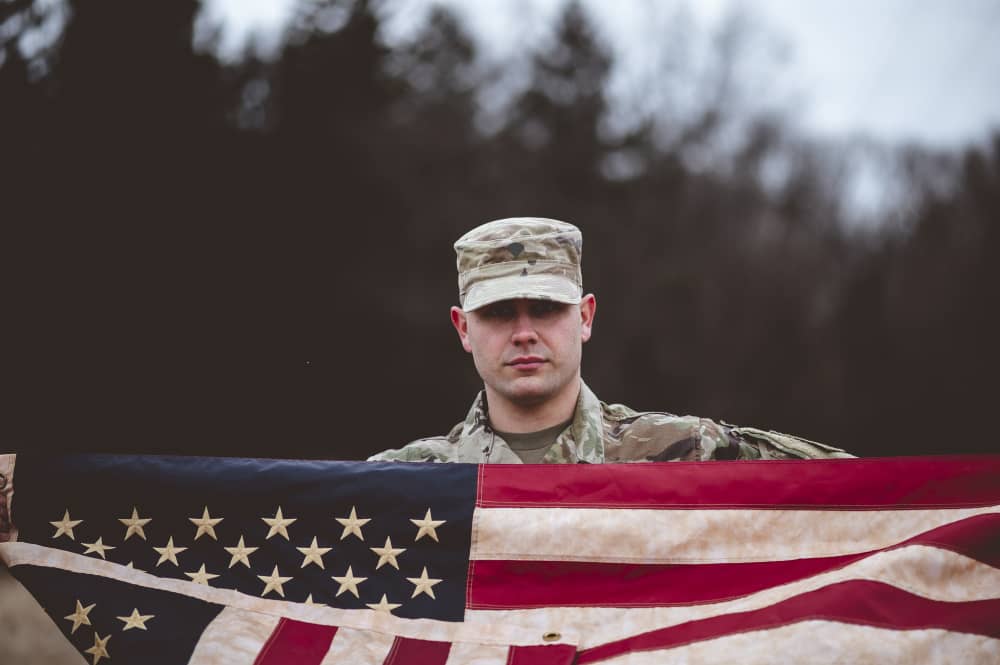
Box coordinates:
[2,0,999,462]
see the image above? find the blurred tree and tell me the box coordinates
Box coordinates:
[850,135,1000,454]
[498,1,613,202]
[381,5,486,244]
[1,0,996,459]
[52,0,224,136]
[272,0,395,138]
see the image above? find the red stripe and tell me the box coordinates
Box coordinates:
[469,555,855,609]
[382,636,451,665]
[506,644,578,665]
[478,455,1000,509]
[469,513,1000,608]
[253,619,337,665]
[576,581,1000,664]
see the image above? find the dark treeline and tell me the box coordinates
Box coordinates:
[2,0,997,458]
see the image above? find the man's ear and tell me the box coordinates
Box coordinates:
[450,306,473,353]
[579,293,596,343]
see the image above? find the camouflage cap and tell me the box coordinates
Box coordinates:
[455,217,583,312]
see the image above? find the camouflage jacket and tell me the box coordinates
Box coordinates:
[367,382,852,463]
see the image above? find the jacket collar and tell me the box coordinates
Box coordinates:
[455,381,606,463]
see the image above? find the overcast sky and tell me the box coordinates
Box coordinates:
[202,0,1000,148]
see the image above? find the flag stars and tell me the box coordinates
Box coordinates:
[335,506,370,541]
[81,537,115,559]
[366,594,401,614]
[189,506,223,541]
[64,600,95,634]
[84,632,111,665]
[371,536,406,570]
[262,506,297,540]
[224,536,258,569]
[118,507,151,541]
[297,536,332,569]
[153,536,188,567]
[258,565,293,598]
[185,564,220,586]
[50,509,83,540]
[117,608,154,631]
[407,567,443,599]
[410,509,446,542]
[331,566,367,598]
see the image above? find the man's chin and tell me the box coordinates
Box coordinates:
[503,380,555,407]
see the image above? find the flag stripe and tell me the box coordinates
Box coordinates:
[507,644,579,665]
[443,642,510,664]
[188,606,282,665]
[576,580,1000,664]
[321,627,395,665]
[582,623,1000,665]
[254,618,338,665]
[468,513,1000,607]
[382,636,452,665]
[465,544,1000,649]
[478,456,1000,509]
[470,556,858,609]
[470,505,1000,563]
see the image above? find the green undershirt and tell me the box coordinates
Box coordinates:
[494,418,573,464]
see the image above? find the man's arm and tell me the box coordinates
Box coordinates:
[634,417,853,461]
[717,423,854,460]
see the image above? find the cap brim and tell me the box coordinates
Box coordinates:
[462,274,581,312]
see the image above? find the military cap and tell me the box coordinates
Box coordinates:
[454,217,583,312]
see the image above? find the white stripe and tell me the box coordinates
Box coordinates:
[187,606,281,665]
[443,641,510,665]
[320,627,395,665]
[590,622,1000,665]
[471,505,1000,563]
[467,544,1000,649]
[0,541,578,648]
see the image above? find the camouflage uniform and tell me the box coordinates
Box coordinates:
[367,381,852,463]
[369,217,852,463]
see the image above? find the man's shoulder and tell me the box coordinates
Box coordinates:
[366,422,464,463]
[599,403,705,461]
[598,400,852,461]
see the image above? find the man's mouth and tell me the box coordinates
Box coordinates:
[508,356,546,370]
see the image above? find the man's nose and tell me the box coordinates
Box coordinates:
[510,312,538,345]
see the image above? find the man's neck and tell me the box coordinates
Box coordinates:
[484,376,581,434]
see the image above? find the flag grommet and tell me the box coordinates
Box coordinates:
[542,632,562,642]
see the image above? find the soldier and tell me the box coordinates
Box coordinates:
[369,217,851,463]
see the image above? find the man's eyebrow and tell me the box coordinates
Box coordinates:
[477,303,512,316]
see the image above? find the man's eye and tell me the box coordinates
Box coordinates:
[481,304,515,319]
[530,301,562,317]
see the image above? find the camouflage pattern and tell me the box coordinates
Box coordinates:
[367,382,853,463]
[455,217,583,312]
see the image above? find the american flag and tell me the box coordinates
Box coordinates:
[1,452,998,664]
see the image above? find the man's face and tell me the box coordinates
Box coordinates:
[450,296,596,409]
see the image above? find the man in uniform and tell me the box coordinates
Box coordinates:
[369,217,851,463]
